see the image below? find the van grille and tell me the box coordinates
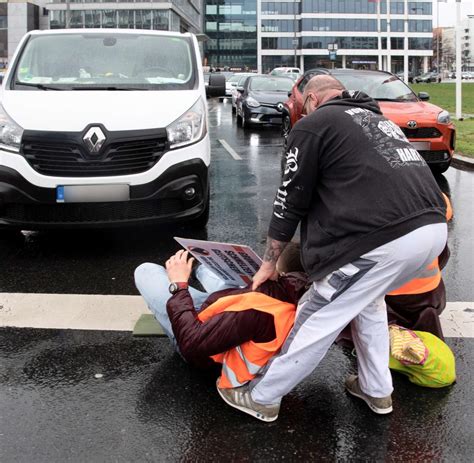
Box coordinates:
[21,137,168,177]
[3,199,184,224]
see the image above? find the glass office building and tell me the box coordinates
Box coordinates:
[204,0,434,73]
[204,0,257,70]
[260,0,434,73]
[47,0,202,34]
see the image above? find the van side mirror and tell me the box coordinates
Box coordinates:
[418,92,430,101]
[206,74,226,97]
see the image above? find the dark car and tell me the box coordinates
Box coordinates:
[235,75,294,129]
[414,72,441,83]
[282,68,456,174]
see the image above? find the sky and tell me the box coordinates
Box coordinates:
[433,0,474,27]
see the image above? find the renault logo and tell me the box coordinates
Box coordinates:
[407,120,417,129]
[277,103,284,112]
[83,127,106,154]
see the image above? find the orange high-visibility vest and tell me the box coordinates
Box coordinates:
[198,292,296,389]
[389,193,452,296]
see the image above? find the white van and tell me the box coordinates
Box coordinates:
[0,29,224,229]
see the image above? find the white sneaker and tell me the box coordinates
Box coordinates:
[216,380,280,422]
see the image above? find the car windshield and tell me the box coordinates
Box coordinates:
[13,33,196,90]
[227,74,242,84]
[335,73,418,102]
[249,77,293,92]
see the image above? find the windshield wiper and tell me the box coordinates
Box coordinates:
[14,81,64,91]
[71,86,147,91]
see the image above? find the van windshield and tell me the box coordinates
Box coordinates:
[13,33,196,91]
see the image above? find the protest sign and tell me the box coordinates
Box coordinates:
[175,237,262,287]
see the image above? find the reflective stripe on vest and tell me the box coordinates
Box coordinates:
[197,292,296,389]
[389,193,451,297]
[389,258,442,296]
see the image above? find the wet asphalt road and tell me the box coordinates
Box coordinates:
[0,98,473,301]
[1,98,473,462]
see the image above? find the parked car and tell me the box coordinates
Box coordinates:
[0,29,225,230]
[283,69,456,173]
[414,72,441,83]
[461,72,473,80]
[225,72,254,100]
[270,67,301,81]
[230,73,257,114]
[395,71,414,83]
[235,75,294,129]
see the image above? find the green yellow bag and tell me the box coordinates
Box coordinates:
[389,326,456,388]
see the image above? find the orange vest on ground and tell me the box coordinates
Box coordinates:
[197,292,296,389]
[388,193,452,296]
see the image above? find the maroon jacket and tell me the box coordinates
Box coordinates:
[166,272,309,369]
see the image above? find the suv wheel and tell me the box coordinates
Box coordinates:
[430,160,451,175]
[282,114,291,139]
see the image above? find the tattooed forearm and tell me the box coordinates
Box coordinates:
[263,238,289,264]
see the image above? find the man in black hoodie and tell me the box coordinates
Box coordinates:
[217,75,448,422]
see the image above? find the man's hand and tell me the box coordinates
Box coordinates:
[252,261,279,290]
[165,250,194,283]
[252,237,289,290]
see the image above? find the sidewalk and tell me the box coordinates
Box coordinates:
[452,153,474,171]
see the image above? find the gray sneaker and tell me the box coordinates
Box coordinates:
[216,380,280,422]
[345,375,393,415]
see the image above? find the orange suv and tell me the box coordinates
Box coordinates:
[282,69,456,174]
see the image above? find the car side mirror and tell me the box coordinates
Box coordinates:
[206,74,226,97]
[418,92,430,101]
[236,86,245,93]
[288,91,292,97]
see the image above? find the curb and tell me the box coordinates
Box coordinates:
[452,154,474,171]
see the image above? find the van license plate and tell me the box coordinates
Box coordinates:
[56,185,130,203]
[411,141,430,151]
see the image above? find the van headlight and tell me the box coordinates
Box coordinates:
[0,104,23,153]
[166,98,206,149]
[437,110,451,124]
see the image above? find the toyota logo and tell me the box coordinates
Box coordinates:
[407,120,417,129]
[83,127,106,154]
[277,103,284,112]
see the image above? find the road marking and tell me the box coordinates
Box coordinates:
[0,294,473,337]
[218,139,242,160]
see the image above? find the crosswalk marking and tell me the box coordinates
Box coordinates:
[0,293,472,337]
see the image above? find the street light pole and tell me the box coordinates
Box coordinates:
[455,0,462,120]
[387,0,392,72]
[404,0,409,82]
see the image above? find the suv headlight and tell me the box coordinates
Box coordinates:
[437,110,451,124]
[166,98,206,149]
[0,104,23,153]
[246,96,260,108]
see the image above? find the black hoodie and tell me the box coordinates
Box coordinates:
[269,90,446,281]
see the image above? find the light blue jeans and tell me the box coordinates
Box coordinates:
[134,263,238,346]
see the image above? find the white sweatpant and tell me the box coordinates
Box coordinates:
[251,223,447,405]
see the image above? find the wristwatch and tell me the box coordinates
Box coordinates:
[168,282,189,294]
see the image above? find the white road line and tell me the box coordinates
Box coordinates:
[0,293,473,337]
[218,139,242,160]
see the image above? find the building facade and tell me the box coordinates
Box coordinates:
[1,0,49,63]
[47,0,202,34]
[205,0,435,74]
[462,15,473,71]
